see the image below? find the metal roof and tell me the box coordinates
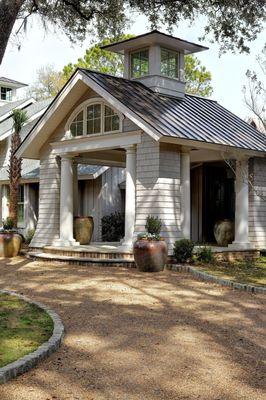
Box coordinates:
[0,77,28,87]
[81,69,266,153]
[0,99,51,140]
[101,30,208,55]
[0,99,31,119]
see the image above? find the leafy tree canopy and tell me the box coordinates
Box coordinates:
[1,0,265,64]
[28,64,66,100]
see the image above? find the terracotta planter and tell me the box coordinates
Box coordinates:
[0,232,22,257]
[74,216,94,245]
[133,239,168,272]
[214,219,234,246]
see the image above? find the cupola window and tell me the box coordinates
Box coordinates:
[68,100,121,137]
[161,48,179,79]
[131,49,149,78]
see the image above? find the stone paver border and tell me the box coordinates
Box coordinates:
[0,290,64,384]
[167,264,266,294]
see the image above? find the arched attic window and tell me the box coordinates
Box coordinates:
[67,100,122,137]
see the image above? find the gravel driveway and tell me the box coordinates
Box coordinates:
[0,257,265,400]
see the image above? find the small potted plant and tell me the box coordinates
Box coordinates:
[0,217,22,257]
[133,216,168,272]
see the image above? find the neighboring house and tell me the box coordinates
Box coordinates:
[16,30,266,251]
[0,78,125,239]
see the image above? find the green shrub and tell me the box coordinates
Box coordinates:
[173,239,194,263]
[25,229,35,244]
[145,216,162,235]
[102,212,125,242]
[197,246,214,264]
[3,217,14,230]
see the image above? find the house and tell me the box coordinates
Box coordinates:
[15,30,266,252]
[0,77,125,239]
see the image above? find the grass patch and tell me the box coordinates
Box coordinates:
[0,293,53,367]
[195,256,266,287]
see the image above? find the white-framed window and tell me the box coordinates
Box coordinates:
[161,48,179,79]
[67,99,122,138]
[130,49,149,78]
[18,185,25,226]
[0,86,12,101]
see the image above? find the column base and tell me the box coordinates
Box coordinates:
[228,242,254,250]
[52,238,80,247]
[116,240,134,253]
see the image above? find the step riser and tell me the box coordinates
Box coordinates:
[31,247,133,260]
[28,254,136,268]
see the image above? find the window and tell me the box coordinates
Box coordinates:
[68,101,121,137]
[104,105,120,132]
[161,48,179,78]
[131,50,149,78]
[70,110,83,137]
[0,86,12,101]
[87,104,101,134]
[18,185,24,226]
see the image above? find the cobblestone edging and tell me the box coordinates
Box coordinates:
[0,290,64,384]
[167,264,266,294]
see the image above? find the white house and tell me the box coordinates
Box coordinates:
[15,31,266,253]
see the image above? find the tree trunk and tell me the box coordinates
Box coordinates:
[8,131,22,228]
[0,0,25,64]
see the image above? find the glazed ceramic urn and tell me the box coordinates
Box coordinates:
[214,219,234,246]
[133,239,168,272]
[0,232,22,257]
[74,216,94,245]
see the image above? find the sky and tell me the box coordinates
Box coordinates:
[0,13,265,119]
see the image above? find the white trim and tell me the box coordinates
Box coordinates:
[16,72,83,158]
[160,136,266,157]
[0,98,35,123]
[80,73,161,141]
[64,97,123,139]
[50,130,142,155]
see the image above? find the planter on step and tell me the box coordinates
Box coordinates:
[74,216,94,245]
[0,232,22,257]
[214,219,234,246]
[133,238,168,272]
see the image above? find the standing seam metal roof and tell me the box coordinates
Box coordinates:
[81,69,266,153]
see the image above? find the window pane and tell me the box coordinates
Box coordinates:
[87,119,93,134]
[87,105,94,119]
[112,115,120,131]
[131,50,149,78]
[18,204,24,224]
[76,122,83,136]
[94,104,101,118]
[94,118,101,133]
[104,116,112,132]
[161,49,179,78]
[105,105,113,116]
[76,111,83,122]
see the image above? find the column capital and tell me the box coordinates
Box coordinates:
[124,145,136,153]
[60,154,73,162]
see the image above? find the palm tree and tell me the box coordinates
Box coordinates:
[8,109,28,228]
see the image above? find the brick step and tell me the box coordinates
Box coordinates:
[39,246,133,260]
[27,251,136,268]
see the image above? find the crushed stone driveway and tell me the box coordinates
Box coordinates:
[0,257,265,400]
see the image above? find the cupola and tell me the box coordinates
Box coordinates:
[101,30,208,98]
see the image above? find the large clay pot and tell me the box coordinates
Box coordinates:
[74,216,94,245]
[0,232,22,257]
[133,239,168,272]
[214,219,234,246]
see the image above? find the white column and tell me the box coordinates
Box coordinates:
[181,151,191,239]
[73,161,79,217]
[55,155,78,246]
[230,158,253,249]
[120,145,136,249]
